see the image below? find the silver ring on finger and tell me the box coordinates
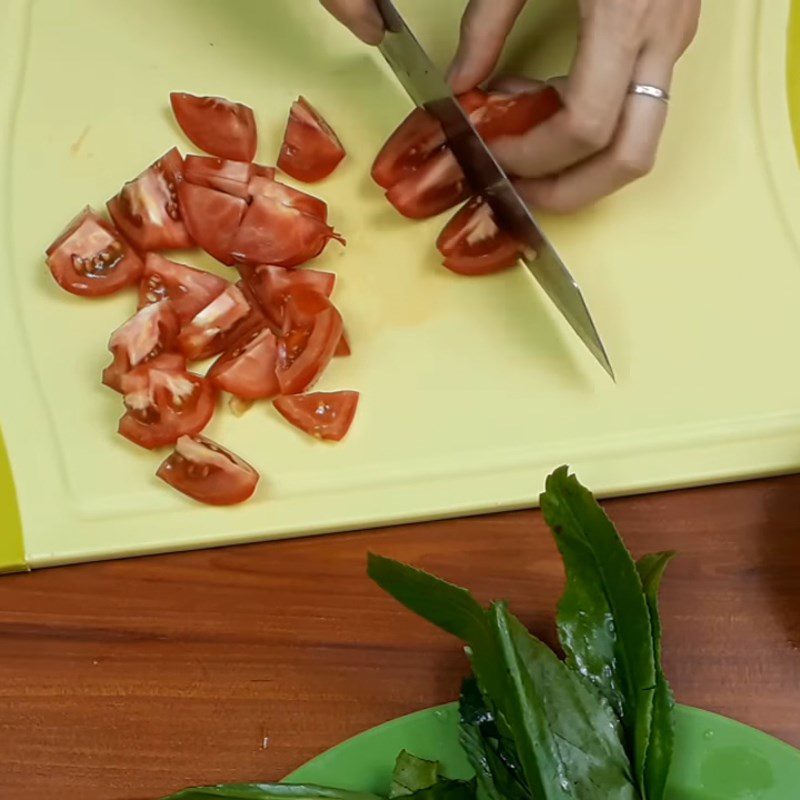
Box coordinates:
[628,83,670,104]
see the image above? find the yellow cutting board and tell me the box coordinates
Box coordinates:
[1,0,798,572]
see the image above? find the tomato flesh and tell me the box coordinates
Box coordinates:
[45,208,143,297]
[334,330,351,357]
[170,93,258,162]
[273,391,359,442]
[470,87,562,140]
[247,175,328,221]
[178,284,254,361]
[177,182,247,266]
[207,327,279,400]
[184,155,253,198]
[107,148,192,252]
[157,434,259,505]
[278,97,345,182]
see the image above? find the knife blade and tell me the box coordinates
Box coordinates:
[375,0,614,381]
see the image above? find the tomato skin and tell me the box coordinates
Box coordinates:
[334,330,351,357]
[170,92,258,162]
[107,148,192,252]
[207,327,279,400]
[184,155,253,198]
[247,176,328,221]
[138,253,229,325]
[156,435,259,506]
[177,284,253,361]
[45,207,143,297]
[470,87,561,139]
[273,391,359,441]
[177,182,247,266]
[277,96,345,182]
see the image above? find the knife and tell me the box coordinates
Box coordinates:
[375,0,615,381]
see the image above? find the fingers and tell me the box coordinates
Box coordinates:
[446,0,527,93]
[320,0,384,45]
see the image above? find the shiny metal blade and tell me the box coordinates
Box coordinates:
[376,0,614,380]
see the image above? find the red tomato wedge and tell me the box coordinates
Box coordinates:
[207,327,279,400]
[334,330,351,357]
[177,182,247,266]
[138,253,229,325]
[385,148,469,219]
[437,195,523,276]
[157,435,259,505]
[253,163,276,180]
[45,208,143,297]
[102,300,181,392]
[119,362,217,450]
[178,283,254,361]
[277,97,345,183]
[247,175,328,220]
[184,155,253,199]
[170,93,258,162]
[469,87,562,139]
[276,289,343,394]
[273,391,359,442]
[230,195,345,267]
[107,148,192,252]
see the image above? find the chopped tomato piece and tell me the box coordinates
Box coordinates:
[207,327,279,400]
[242,264,335,327]
[437,196,523,276]
[277,96,345,182]
[138,254,229,325]
[118,361,217,450]
[230,195,344,267]
[184,155,253,198]
[385,148,469,219]
[276,289,343,394]
[252,163,276,180]
[178,284,253,361]
[334,330,351,357]
[107,148,192,252]
[247,176,328,220]
[273,391,359,442]
[170,92,257,162]
[102,300,181,392]
[157,435,259,505]
[177,182,247,266]
[469,87,562,140]
[45,208,143,297]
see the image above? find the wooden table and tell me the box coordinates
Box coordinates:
[1,475,799,800]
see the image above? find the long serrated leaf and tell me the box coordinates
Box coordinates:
[162,785,384,800]
[540,466,656,795]
[390,751,440,798]
[636,552,676,800]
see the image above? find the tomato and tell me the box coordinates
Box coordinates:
[156,435,259,505]
[230,195,345,267]
[102,299,181,392]
[247,175,328,220]
[207,327,279,400]
[177,284,254,361]
[385,148,469,219]
[177,182,247,266]
[170,92,257,162]
[45,207,143,297]
[184,155,253,199]
[273,391,359,442]
[119,361,217,450]
[470,87,562,140]
[276,289,343,394]
[242,264,335,327]
[334,330,351,357]
[436,196,522,276]
[107,148,192,252]
[138,253,229,325]
[277,97,345,182]
[371,90,485,189]
[252,163,276,180]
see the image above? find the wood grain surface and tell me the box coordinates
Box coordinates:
[1,475,799,800]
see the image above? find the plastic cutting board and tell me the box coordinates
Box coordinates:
[1,0,799,571]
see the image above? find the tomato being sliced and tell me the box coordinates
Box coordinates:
[247,175,328,220]
[385,148,469,219]
[177,182,247,266]
[253,163,276,180]
[138,253,229,325]
[334,330,351,357]
[469,87,562,140]
[45,207,143,297]
[277,96,345,183]
[107,148,192,252]
[170,92,258,162]
[437,195,523,276]
[230,195,345,268]
[276,289,343,394]
[273,391,359,442]
[119,361,217,450]
[102,299,181,392]
[157,435,259,505]
[184,155,253,199]
[207,327,279,400]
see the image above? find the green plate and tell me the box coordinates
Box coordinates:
[287,703,800,800]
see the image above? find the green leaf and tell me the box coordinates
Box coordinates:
[161,784,384,800]
[390,751,440,797]
[541,466,657,795]
[636,552,677,800]
[405,779,477,800]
